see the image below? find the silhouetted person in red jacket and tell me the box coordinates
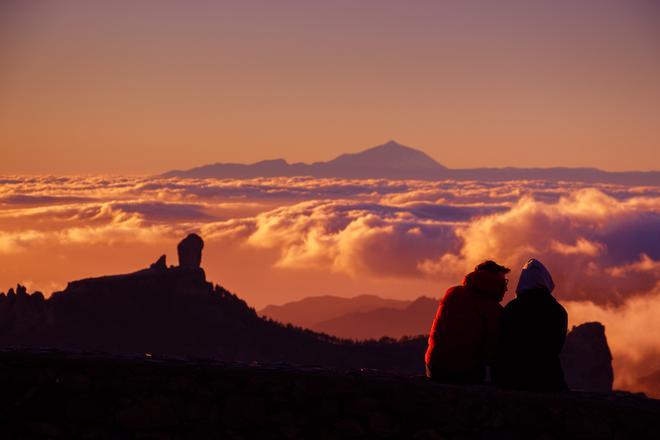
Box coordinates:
[494,258,568,391]
[425,260,510,383]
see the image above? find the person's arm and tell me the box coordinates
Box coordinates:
[425,287,455,366]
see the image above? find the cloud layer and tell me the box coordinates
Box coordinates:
[1,176,658,304]
[1,175,659,393]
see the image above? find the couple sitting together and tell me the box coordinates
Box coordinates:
[425,258,568,391]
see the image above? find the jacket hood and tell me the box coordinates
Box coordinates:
[516,258,555,295]
[463,270,507,302]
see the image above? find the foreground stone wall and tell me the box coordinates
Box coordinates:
[1,351,658,440]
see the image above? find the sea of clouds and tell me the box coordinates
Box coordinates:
[0,175,659,394]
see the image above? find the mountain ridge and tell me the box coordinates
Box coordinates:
[260,294,438,340]
[259,294,412,329]
[0,236,426,374]
[312,296,438,340]
[162,140,660,185]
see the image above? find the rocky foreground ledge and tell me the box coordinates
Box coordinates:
[1,351,658,439]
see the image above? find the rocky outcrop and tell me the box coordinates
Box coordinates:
[0,236,424,373]
[177,232,203,269]
[561,322,614,393]
[0,284,49,339]
[1,350,658,439]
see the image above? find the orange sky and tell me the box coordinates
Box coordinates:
[2,0,660,174]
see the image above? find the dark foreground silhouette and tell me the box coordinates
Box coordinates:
[0,235,614,392]
[1,350,658,439]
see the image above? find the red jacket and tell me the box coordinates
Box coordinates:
[425,270,505,373]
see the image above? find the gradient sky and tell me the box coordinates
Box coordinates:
[1,0,660,174]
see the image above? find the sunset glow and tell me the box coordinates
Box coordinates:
[2,0,660,403]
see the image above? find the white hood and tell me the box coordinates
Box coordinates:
[516,258,555,294]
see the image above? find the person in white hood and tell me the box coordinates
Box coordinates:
[493,259,568,391]
[516,258,555,294]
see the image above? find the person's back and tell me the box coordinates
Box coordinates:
[494,259,568,391]
[425,261,509,383]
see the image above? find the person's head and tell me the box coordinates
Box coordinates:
[474,260,511,278]
[470,260,511,301]
[515,258,554,296]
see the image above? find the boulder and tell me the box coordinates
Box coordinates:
[177,234,204,269]
[561,322,614,392]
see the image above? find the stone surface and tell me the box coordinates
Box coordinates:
[150,255,167,271]
[177,233,203,268]
[561,322,614,393]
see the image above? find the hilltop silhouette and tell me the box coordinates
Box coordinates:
[311,297,437,340]
[0,234,424,373]
[259,294,411,329]
[163,140,660,185]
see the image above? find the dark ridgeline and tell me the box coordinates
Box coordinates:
[0,234,424,373]
[162,140,660,185]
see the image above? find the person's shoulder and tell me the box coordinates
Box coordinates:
[553,297,568,317]
[441,285,465,302]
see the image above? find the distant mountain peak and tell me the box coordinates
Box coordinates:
[382,139,420,149]
[161,141,660,185]
[375,140,412,150]
[329,141,447,171]
[353,140,434,157]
